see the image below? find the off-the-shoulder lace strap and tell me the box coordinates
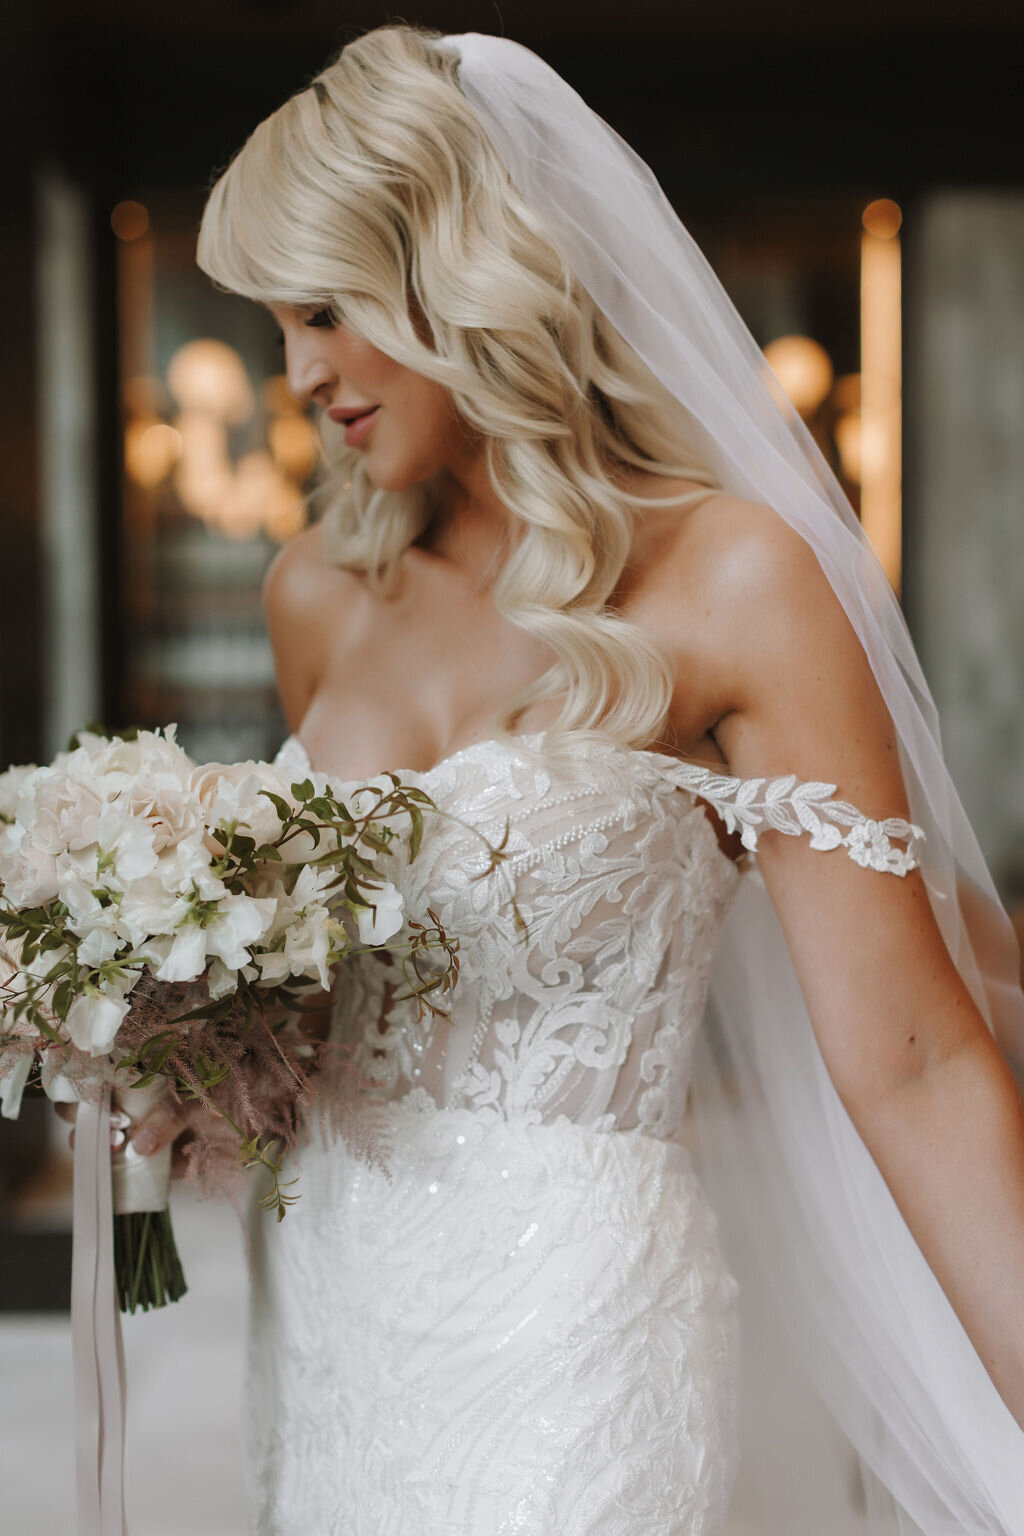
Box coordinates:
[662,761,925,876]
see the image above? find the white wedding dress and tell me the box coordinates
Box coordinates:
[244,730,921,1536]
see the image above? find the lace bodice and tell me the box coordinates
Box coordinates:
[275,732,923,1146]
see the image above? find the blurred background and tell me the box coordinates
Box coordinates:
[0,0,1022,1529]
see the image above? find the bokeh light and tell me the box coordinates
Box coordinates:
[111,201,150,242]
[124,421,183,487]
[763,334,835,415]
[268,415,319,482]
[261,375,304,416]
[862,199,902,240]
[834,413,862,484]
[167,339,255,423]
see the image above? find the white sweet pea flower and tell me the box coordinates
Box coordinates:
[56,848,126,951]
[347,778,413,842]
[206,893,277,969]
[356,882,405,946]
[251,864,337,989]
[76,927,122,968]
[152,925,208,984]
[39,1050,81,1103]
[153,892,275,984]
[95,803,160,883]
[1,1050,33,1119]
[281,906,333,990]
[260,863,334,942]
[205,957,241,1002]
[152,836,225,901]
[65,983,134,1056]
[115,875,193,946]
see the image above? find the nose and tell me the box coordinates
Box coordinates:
[284,333,336,408]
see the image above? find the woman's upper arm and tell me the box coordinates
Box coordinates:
[261,525,333,733]
[688,501,993,1113]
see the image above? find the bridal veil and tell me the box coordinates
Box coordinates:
[437,31,1024,1535]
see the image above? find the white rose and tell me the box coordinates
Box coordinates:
[63,726,194,788]
[0,822,60,906]
[0,763,39,823]
[189,760,295,852]
[58,727,202,854]
[15,766,103,855]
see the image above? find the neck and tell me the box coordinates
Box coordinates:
[422,448,519,588]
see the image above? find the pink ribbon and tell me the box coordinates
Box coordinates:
[72,1089,129,1535]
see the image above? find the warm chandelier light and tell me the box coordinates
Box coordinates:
[859,199,903,594]
[763,335,835,416]
[124,339,314,544]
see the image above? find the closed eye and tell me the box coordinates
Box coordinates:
[305,308,335,329]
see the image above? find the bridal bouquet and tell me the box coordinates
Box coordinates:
[0,723,486,1311]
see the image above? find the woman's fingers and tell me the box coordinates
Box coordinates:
[126,1098,187,1156]
[56,1098,188,1156]
[58,1101,128,1151]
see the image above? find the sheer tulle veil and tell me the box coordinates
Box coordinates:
[437,31,1024,1535]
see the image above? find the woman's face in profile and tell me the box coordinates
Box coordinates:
[268,303,470,492]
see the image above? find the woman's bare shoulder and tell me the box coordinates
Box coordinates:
[634,488,835,729]
[262,521,364,616]
[262,522,369,730]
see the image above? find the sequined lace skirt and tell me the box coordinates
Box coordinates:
[244,1098,740,1536]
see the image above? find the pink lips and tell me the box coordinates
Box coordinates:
[327,405,380,447]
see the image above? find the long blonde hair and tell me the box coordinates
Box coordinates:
[196,22,721,749]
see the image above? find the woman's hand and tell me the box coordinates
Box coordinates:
[55,1095,215,1177]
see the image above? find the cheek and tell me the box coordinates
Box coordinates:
[393,377,457,448]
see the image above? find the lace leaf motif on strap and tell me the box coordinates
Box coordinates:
[663,762,926,876]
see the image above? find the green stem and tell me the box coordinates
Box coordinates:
[114,1210,187,1313]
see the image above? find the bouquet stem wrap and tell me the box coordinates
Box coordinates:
[110,1082,185,1313]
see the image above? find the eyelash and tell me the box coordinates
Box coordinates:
[273,308,334,348]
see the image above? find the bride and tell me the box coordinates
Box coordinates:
[132,23,1024,1534]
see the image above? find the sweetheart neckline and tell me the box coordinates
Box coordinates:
[281,729,728,792]
[280,729,748,876]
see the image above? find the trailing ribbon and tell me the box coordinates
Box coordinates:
[72,1089,129,1536]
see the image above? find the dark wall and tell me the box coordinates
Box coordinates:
[2,1,1022,763]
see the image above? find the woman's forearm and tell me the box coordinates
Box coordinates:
[858,1031,1024,1428]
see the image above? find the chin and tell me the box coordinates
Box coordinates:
[364,453,437,494]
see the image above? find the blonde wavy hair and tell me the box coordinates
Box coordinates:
[196,21,722,750]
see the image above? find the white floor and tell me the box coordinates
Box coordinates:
[1,1189,250,1535]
